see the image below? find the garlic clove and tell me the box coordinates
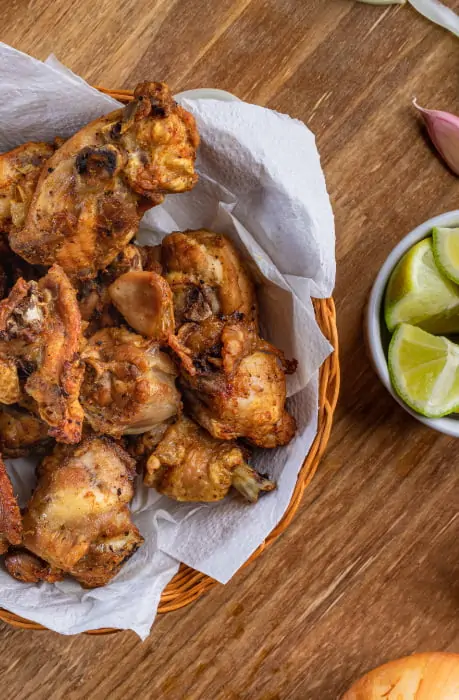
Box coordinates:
[413,99,459,176]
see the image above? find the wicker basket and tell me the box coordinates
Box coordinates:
[0,88,340,634]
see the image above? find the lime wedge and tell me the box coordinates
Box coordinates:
[432,226,459,285]
[384,237,459,334]
[389,323,459,417]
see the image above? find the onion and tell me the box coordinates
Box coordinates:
[342,652,459,699]
[358,0,459,39]
[408,0,459,37]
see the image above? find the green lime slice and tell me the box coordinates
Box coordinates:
[389,323,459,417]
[432,226,459,285]
[384,237,459,334]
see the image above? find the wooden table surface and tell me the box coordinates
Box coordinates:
[1,1,459,698]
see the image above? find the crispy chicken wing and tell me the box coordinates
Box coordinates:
[0,405,52,457]
[10,83,199,280]
[162,230,258,329]
[0,141,56,237]
[0,141,56,300]
[108,270,175,342]
[0,265,84,443]
[0,455,22,554]
[4,550,64,583]
[19,436,143,588]
[143,415,275,502]
[177,318,297,448]
[81,327,181,437]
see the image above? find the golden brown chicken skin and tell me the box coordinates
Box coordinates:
[128,420,174,461]
[176,318,297,448]
[0,140,55,303]
[4,550,64,584]
[0,455,22,555]
[0,405,53,458]
[81,327,181,437]
[19,437,143,588]
[0,141,56,237]
[0,265,84,443]
[0,357,21,405]
[10,83,199,280]
[144,415,275,503]
[162,230,258,330]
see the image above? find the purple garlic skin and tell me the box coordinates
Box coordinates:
[414,100,459,176]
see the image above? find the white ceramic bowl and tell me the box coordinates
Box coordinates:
[365,209,459,437]
[174,88,241,102]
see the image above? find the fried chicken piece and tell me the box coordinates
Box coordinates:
[0,141,54,300]
[0,265,84,443]
[4,550,64,583]
[0,455,22,554]
[10,83,199,280]
[0,142,56,237]
[20,437,143,588]
[144,415,275,502]
[177,318,297,448]
[81,327,181,437]
[162,230,258,330]
[0,405,53,458]
[108,270,175,342]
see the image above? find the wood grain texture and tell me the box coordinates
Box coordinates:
[1,0,459,698]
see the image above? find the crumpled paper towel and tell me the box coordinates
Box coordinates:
[0,43,335,639]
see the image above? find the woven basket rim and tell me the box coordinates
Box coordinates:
[0,88,340,635]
